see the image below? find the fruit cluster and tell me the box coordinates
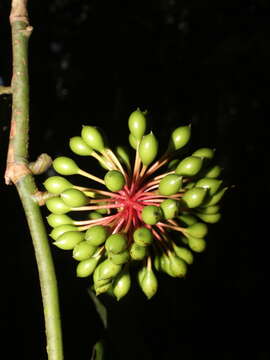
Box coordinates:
[44,109,227,300]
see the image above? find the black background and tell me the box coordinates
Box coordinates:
[0,1,269,359]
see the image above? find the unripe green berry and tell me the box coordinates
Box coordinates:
[140,268,158,299]
[76,257,99,277]
[175,156,203,176]
[202,187,228,206]
[184,181,195,190]
[115,145,131,170]
[128,108,147,140]
[54,231,85,250]
[130,243,147,260]
[192,147,215,160]
[153,254,161,272]
[113,268,131,301]
[168,253,187,277]
[81,125,105,152]
[196,177,222,196]
[72,241,97,261]
[45,197,71,214]
[98,259,122,280]
[177,214,197,226]
[69,136,93,156]
[105,233,127,254]
[53,156,79,175]
[43,176,73,194]
[129,133,139,150]
[104,170,125,192]
[159,174,182,196]
[196,212,221,224]
[47,214,74,227]
[160,199,179,220]
[167,125,191,152]
[197,205,220,215]
[133,227,153,247]
[187,235,206,252]
[137,266,147,284]
[181,187,207,208]
[141,205,162,225]
[85,225,108,246]
[87,212,103,220]
[60,188,88,207]
[160,253,175,277]
[50,224,78,241]
[109,250,130,265]
[204,164,222,178]
[172,244,194,264]
[167,158,179,170]
[184,222,208,238]
[95,282,112,296]
[139,132,159,166]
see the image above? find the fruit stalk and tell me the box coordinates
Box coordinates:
[4,1,63,359]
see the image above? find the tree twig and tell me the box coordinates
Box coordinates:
[4,1,63,359]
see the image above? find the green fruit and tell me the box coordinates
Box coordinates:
[47,214,74,227]
[81,125,105,152]
[202,187,228,206]
[137,266,147,283]
[167,158,179,170]
[187,236,206,253]
[196,212,221,224]
[160,199,179,219]
[43,176,73,194]
[113,268,131,300]
[69,136,93,156]
[109,250,130,265]
[130,243,147,260]
[85,225,108,246]
[196,178,222,196]
[140,269,158,299]
[129,133,139,150]
[72,241,97,261]
[197,205,220,215]
[139,132,159,166]
[128,108,147,140]
[172,244,194,264]
[105,233,127,254]
[115,145,131,169]
[175,156,203,177]
[50,224,78,241]
[177,214,197,226]
[53,231,85,250]
[158,174,182,196]
[181,187,207,208]
[133,227,153,246]
[76,257,99,277]
[88,212,103,220]
[184,181,195,190]
[184,222,208,238]
[141,205,162,225]
[98,259,122,280]
[45,197,70,214]
[93,263,110,286]
[204,164,222,178]
[53,156,79,175]
[192,147,215,160]
[60,188,88,207]
[95,282,112,296]
[153,254,161,271]
[167,125,191,152]
[168,253,187,277]
[104,170,125,192]
[160,253,175,276]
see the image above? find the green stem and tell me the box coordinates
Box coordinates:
[17,176,63,359]
[5,1,63,359]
